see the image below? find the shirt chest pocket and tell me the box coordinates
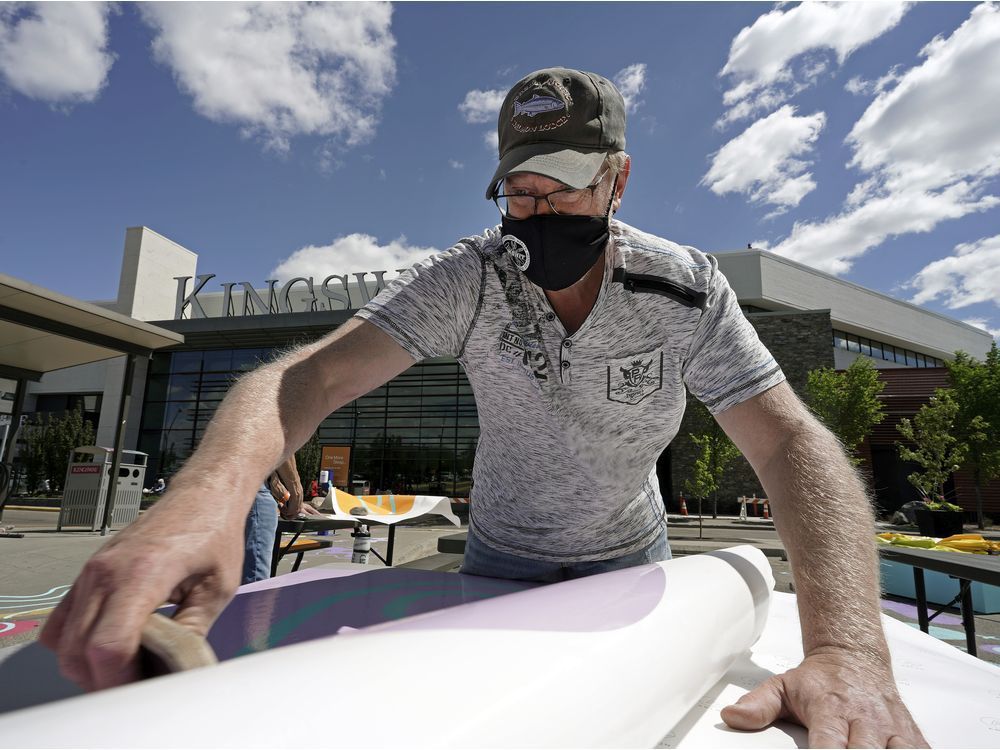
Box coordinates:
[606,347,666,405]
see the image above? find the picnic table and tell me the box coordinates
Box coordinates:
[878,545,1000,657]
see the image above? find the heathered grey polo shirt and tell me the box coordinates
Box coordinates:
[356,220,785,562]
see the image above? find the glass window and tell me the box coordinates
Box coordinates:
[140,401,167,431]
[202,350,233,372]
[34,394,67,413]
[859,338,872,357]
[905,350,917,366]
[833,332,848,350]
[145,374,169,402]
[161,403,196,432]
[231,348,268,372]
[171,351,203,373]
[167,373,200,401]
[846,334,860,353]
[870,341,884,360]
[149,353,172,376]
[915,353,926,367]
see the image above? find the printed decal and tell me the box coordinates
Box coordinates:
[502,235,530,271]
[497,324,548,381]
[514,94,565,118]
[492,261,549,383]
[607,349,663,405]
[511,77,572,134]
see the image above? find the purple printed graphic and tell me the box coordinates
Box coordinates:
[206,569,535,661]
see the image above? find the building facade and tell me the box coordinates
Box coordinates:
[16,227,996,515]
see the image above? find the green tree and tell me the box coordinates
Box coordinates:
[21,407,95,494]
[896,389,967,503]
[295,433,322,492]
[945,343,1000,529]
[683,403,742,521]
[805,357,885,465]
[21,417,49,494]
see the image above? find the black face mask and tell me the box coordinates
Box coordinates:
[499,178,617,291]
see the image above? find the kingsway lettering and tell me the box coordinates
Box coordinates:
[173,270,406,320]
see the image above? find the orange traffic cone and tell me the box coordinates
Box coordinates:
[762,499,770,520]
[679,493,689,516]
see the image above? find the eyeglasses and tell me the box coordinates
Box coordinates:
[493,168,610,217]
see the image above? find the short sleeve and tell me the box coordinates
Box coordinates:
[354,240,485,361]
[682,255,785,414]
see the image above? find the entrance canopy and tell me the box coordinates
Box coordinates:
[0,272,182,380]
[0,272,183,529]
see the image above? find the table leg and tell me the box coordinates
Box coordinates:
[270,530,284,578]
[960,579,977,657]
[913,567,929,633]
[386,525,396,567]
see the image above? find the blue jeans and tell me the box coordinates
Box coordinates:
[460,525,671,583]
[242,483,278,584]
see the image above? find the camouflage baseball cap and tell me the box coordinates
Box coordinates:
[485,67,626,199]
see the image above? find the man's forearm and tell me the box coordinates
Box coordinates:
[761,422,891,672]
[163,344,331,516]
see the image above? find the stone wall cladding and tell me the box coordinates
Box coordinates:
[668,310,834,513]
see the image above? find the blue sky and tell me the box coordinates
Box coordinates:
[2,2,999,337]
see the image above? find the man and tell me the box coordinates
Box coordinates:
[42,68,926,747]
[242,455,322,584]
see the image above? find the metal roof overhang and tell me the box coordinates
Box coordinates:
[153,309,353,351]
[0,272,183,379]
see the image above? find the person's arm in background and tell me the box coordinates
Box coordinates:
[40,318,415,691]
[273,456,304,519]
[715,382,927,748]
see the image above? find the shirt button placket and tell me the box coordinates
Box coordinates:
[561,339,572,384]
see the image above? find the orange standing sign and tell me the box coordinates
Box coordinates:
[320,446,351,486]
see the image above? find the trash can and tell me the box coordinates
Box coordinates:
[57,447,147,531]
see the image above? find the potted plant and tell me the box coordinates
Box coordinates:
[914,495,965,538]
[897,390,968,539]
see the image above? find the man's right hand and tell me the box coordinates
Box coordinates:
[39,319,417,692]
[39,500,244,691]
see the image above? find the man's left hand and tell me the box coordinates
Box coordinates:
[720,651,929,748]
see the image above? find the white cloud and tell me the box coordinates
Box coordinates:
[702,106,826,211]
[139,2,396,152]
[718,1,910,127]
[0,2,115,104]
[845,66,904,97]
[270,234,439,281]
[449,159,464,170]
[613,63,646,114]
[483,129,499,152]
[908,234,1000,310]
[772,183,999,275]
[961,318,1000,339]
[770,3,1000,274]
[847,3,1000,195]
[458,88,505,124]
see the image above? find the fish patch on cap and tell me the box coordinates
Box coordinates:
[511,77,571,134]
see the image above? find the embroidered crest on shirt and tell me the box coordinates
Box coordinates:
[607,350,663,404]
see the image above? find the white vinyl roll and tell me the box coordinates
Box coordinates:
[0,546,773,748]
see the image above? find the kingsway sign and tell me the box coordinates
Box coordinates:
[173,271,403,320]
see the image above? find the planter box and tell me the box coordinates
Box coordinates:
[880,559,1000,614]
[914,509,964,538]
